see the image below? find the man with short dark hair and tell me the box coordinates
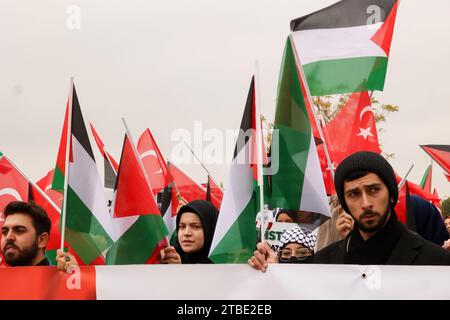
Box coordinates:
[314,151,450,265]
[1,201,78,271]
[1,201,51,266]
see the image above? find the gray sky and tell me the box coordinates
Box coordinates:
[0,0,449,198]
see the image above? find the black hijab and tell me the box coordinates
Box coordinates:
[174,200,218,264]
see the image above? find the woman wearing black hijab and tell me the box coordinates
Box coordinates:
[159,200,218,264]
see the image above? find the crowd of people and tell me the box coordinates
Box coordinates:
[1,152,449,273]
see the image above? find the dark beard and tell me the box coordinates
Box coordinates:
[3,240,39,267]
[354,206,391,234]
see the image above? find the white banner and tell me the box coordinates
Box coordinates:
[95,264,450,300]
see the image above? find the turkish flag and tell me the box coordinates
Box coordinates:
[318,92,381,194]
[137,129,171,195]
[0,156,30,267]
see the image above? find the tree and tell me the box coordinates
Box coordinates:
[313,94,399,159]
[442,197,450,218]
[312,94,399,129]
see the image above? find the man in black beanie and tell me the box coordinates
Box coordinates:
[314,151,450,265]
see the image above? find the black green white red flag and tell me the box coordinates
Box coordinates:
[291,0,399,96]
[209,77,259,263]
[267,37,331,229]
[106,132,169,264]
[53,83,116,265]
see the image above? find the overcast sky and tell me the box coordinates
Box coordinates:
[0,0,448,198]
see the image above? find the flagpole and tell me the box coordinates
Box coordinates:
[166,162,181,195]
[122,118,170,246]
[430,159,433,192]
[398,164,414,190]
[166,161,186,206]
[60,77,74,251]
[4,155,61,214]
[182,141,224,192]
[289,33,336,180]
[255,61,266,243]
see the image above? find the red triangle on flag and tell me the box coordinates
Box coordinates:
[113,135,160,218]
[371,0,399,56]
[421,145,450,175]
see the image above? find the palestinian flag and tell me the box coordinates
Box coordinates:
[31,169,106,266]
[420,145,450,176]
[209,77,259,263]
[267,37,331,229]
[420,164,433,194]
[53,83,115,265]
[291,0,399,96]
[159,182,178,243]
[106,134,169,264]
[90,123,119,189]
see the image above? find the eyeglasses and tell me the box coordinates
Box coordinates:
[278,247,312,261]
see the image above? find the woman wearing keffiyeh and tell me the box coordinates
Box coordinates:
[248,225,317,272]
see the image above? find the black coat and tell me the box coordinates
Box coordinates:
[314,223,450,265]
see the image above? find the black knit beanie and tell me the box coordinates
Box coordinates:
[334,151,398,214]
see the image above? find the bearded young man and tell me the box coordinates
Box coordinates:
[1,201,77,272]
[1,201,52,266]
[314,152,450,265]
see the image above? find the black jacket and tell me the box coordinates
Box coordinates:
[314,223,450,265]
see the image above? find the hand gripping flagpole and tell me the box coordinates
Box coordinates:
[121,118,170,247]
[289,33,336,180]
[60,77,74,251]
[255,60,267,243]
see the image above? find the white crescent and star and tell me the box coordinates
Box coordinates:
[325,162,337,171]
[139,149,158,160]
[357,127,374,140]
[0,188,23,202]
[359,105,373,121]
[0,188,23,219]
[140,149,163,175]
